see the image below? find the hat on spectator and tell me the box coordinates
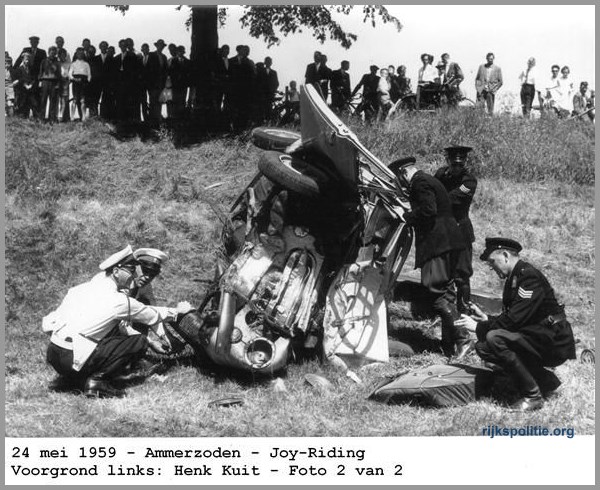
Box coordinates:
[479,237,523,261]
[99,245,136,271]
[154,39,166,48]
[29,36,40,41]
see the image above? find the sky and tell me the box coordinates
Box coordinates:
[4,4,596,104]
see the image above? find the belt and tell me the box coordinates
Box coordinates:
[51,333,73,350]
[545,312,567,325]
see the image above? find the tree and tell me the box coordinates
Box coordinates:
[109,5,402,131]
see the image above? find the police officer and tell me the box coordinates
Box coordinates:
[390,157,473,359]
[434,146,477,313]
[455,238,576,411]
[43,245,192,398]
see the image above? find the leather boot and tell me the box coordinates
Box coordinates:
[434,298,458,357]
[84,374,125,398]
[505,354,544,411]
[456,282,471,314]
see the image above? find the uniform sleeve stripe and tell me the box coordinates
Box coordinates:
[518,287,533,299]
[459,184,471,194]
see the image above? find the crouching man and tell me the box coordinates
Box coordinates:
[43,245,192,398]
[455,237,576,411]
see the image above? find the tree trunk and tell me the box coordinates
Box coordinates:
[190,5,219,126]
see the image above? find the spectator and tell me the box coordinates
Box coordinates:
[146,39,168,126]
[228,44,256,130]
[572,81,594,122]
[81,38,93,61]
[15,35,47,77]
[440,53,464,105]
[38,45,61,122]
[318,54,332,103]
[417,53,437,108]
[114,39,138,121]
[351,64,380,122]
[377,67,393,120]
[475,52,503,114]
[518,57,538,118]
[388,64,401,103]
[330,60,351,113]
[69,48,91,121]
[12,52,38,118]
[169,45,191,119]
[95,41,115,120]
[5,53,15,116]
[214,44,230,125]
[553,65,574,117]
[55,36,70,63]
[86,45,101,117]
[304,50,329,100]
[256,56,279,124]
[543,65,561,111]
[396,65,412,98]
[57,48,71,122]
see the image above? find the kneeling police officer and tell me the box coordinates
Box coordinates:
[455,237,576,411]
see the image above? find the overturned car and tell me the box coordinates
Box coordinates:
[172,84,413,375]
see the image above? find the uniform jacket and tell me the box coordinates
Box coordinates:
[403,170,465,268]
[476,260,576,366]
[434,166,477,243]
[42,273,176,371]
[475,63,503,94]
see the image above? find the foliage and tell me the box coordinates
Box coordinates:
[107,5,402,48]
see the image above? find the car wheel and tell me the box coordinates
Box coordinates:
[258,151,331,198]
[251,127,301,151]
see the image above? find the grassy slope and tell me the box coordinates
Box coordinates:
[4,112,595,437]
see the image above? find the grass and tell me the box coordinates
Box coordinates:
[4,110,595,437]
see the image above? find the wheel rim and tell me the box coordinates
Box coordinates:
[264,128,300,139]
[278,155,304,177]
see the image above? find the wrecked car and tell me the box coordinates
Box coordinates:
[172,84,413,375]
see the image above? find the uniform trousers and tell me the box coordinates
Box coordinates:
[47,328,148,386]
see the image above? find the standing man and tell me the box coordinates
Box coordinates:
[43,245,193,398]
[95,41,114,120]
[455,238,576,411]
[572,81,595,122]
[318,54,332,103]
[55,36,70,63]
[256,56,279,123]
[330,60,351,113]
[37,45,61,122]
[390,158,472,359]
[15,36,47,76]
[475,52,503,114]
[434,146,477,313]
[146,39,168,125]
[351,65,380,122]
[304,50,329,100]
[139,43,152,122]
[542,65,561,112]
[440,53,464,105]
[518,57,538,118]
[12,52,38,118]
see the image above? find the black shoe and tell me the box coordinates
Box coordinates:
[453,340,475,361]
[509,394,544,412]
[84,377,125,398]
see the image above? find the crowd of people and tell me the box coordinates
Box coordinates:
[4,35,286,130]
[5,35,595,129]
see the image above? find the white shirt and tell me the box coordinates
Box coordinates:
[418,64,438,83]
[68,59,91,82]
[519,66,537,86]
[43,273,176,371]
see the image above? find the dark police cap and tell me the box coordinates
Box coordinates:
[480,237,523,261]
[388,156,416,174]
[29,36,40,41]
[445,145,472,162]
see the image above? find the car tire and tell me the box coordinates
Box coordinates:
[251,127,301,151]
[258,151,331,198]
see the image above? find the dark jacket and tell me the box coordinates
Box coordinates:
[434,166,477,243]
[256,66,279,100]
[476,260,576,366]
[351,73,380,99]
[143,51,168,90]
[15,47,47,78]
[330,69,351,106]
[403,170,465,267]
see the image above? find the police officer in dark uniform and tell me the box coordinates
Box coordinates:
[434,145,477,313]
[391,157,473,359]
[455,237,576,411]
